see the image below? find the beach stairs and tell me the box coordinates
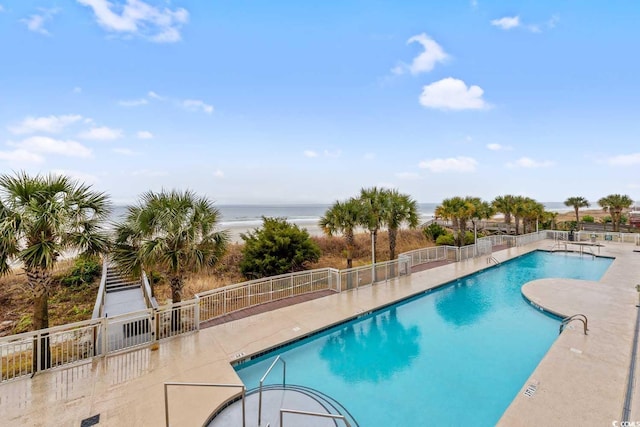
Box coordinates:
[102,266,149,318]
[99,266,152,353]
[105,267,142,294]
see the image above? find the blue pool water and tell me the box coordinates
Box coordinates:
[235,251,613,426]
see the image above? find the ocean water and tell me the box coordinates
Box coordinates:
[110,202,572,230]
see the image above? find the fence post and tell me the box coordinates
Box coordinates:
[194,296,200,330]
[101,317,108,356]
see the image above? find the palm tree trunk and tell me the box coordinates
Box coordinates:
[389,227,398,260]
[170,276,183,332]
[514,216,520,235]
[26,267,52,370]
[574,207,580,224]
[346,230,354,269]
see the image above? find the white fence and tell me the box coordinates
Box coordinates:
[338,258,410,291]
[197,268,339,323]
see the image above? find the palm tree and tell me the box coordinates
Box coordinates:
[435,196,474,246]
[358,187,388,264]
[564,196,590,225]
[511,196,530,235]
[521,199,545,233]
[112,190,228,305]
[0,172,111,370]
[492,195,515,225]
[466,197,495,241]
[319,199,361,269]
[598,194,633,232]
[384,190,419,260]
[0,172,111,332]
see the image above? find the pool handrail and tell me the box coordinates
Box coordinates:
[258,355,286,426]
[279,408,351,427]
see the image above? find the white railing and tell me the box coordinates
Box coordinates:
[141,272,159,310]
[105,310,154,354]
[197,268,339,323]
[338,258,410,291]
[1,318,102,382]
[399,245,448,266]
[514,231,546,247]
[156,300,199,340]
[91,258,109,319]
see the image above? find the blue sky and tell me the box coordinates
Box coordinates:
[0,0,638,204]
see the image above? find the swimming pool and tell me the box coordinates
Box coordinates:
[235,251,613,426]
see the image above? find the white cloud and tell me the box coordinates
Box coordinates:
[506,157,554,169]
[148,90,163,100]
[77,0,189,43]
[363,152,376,160]
[304,150,318,158]
[491,16,520,30]
[118,98,148,107]
[9,136,92,158]
[9,114,83,134]
[51,169,99,184]
[136,130,153,139]
[213,169,224,178]
[470,0,478,9]
[0,5,5,13]
[181,99,213,114]
[113,148,139,156]
[396,172,421,180]
[487,143,512,151]
[419,77,489,111]
[492,15,557,33]
[393,33,449,75]
[419,156,478,173]
[0,149,45,164]
[78,126,123,140]
[73,86,82,94]
[21,9,58,36]
[607,153,640,166]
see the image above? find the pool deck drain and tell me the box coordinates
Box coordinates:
[1,240,639,426]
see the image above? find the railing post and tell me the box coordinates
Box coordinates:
[223,289,227,315]
[194,295,200,330]
[101,316,108,356]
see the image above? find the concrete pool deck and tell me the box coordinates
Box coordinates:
[1,239,639,426]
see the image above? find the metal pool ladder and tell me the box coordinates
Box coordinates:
[487,256,500,265]
[559,314,588,335]
[258,355,286,426]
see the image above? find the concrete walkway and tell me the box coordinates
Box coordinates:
[1,240,639,426]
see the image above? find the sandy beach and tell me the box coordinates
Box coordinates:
[224,221,325,243]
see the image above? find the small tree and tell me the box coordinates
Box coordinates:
[319,199,361,269]
[423,223,447,242]
[564,196,590,224]
[240,217,321,278]
[598,194,633,232]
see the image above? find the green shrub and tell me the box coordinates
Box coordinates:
[61,256,101,288]
[435,233,455,246]
[423,223,447,242]
[601,216,612,223]
[463,231,476,245]
[621,215,628,225]
[240,217,322,278]
[581,215,595,223]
